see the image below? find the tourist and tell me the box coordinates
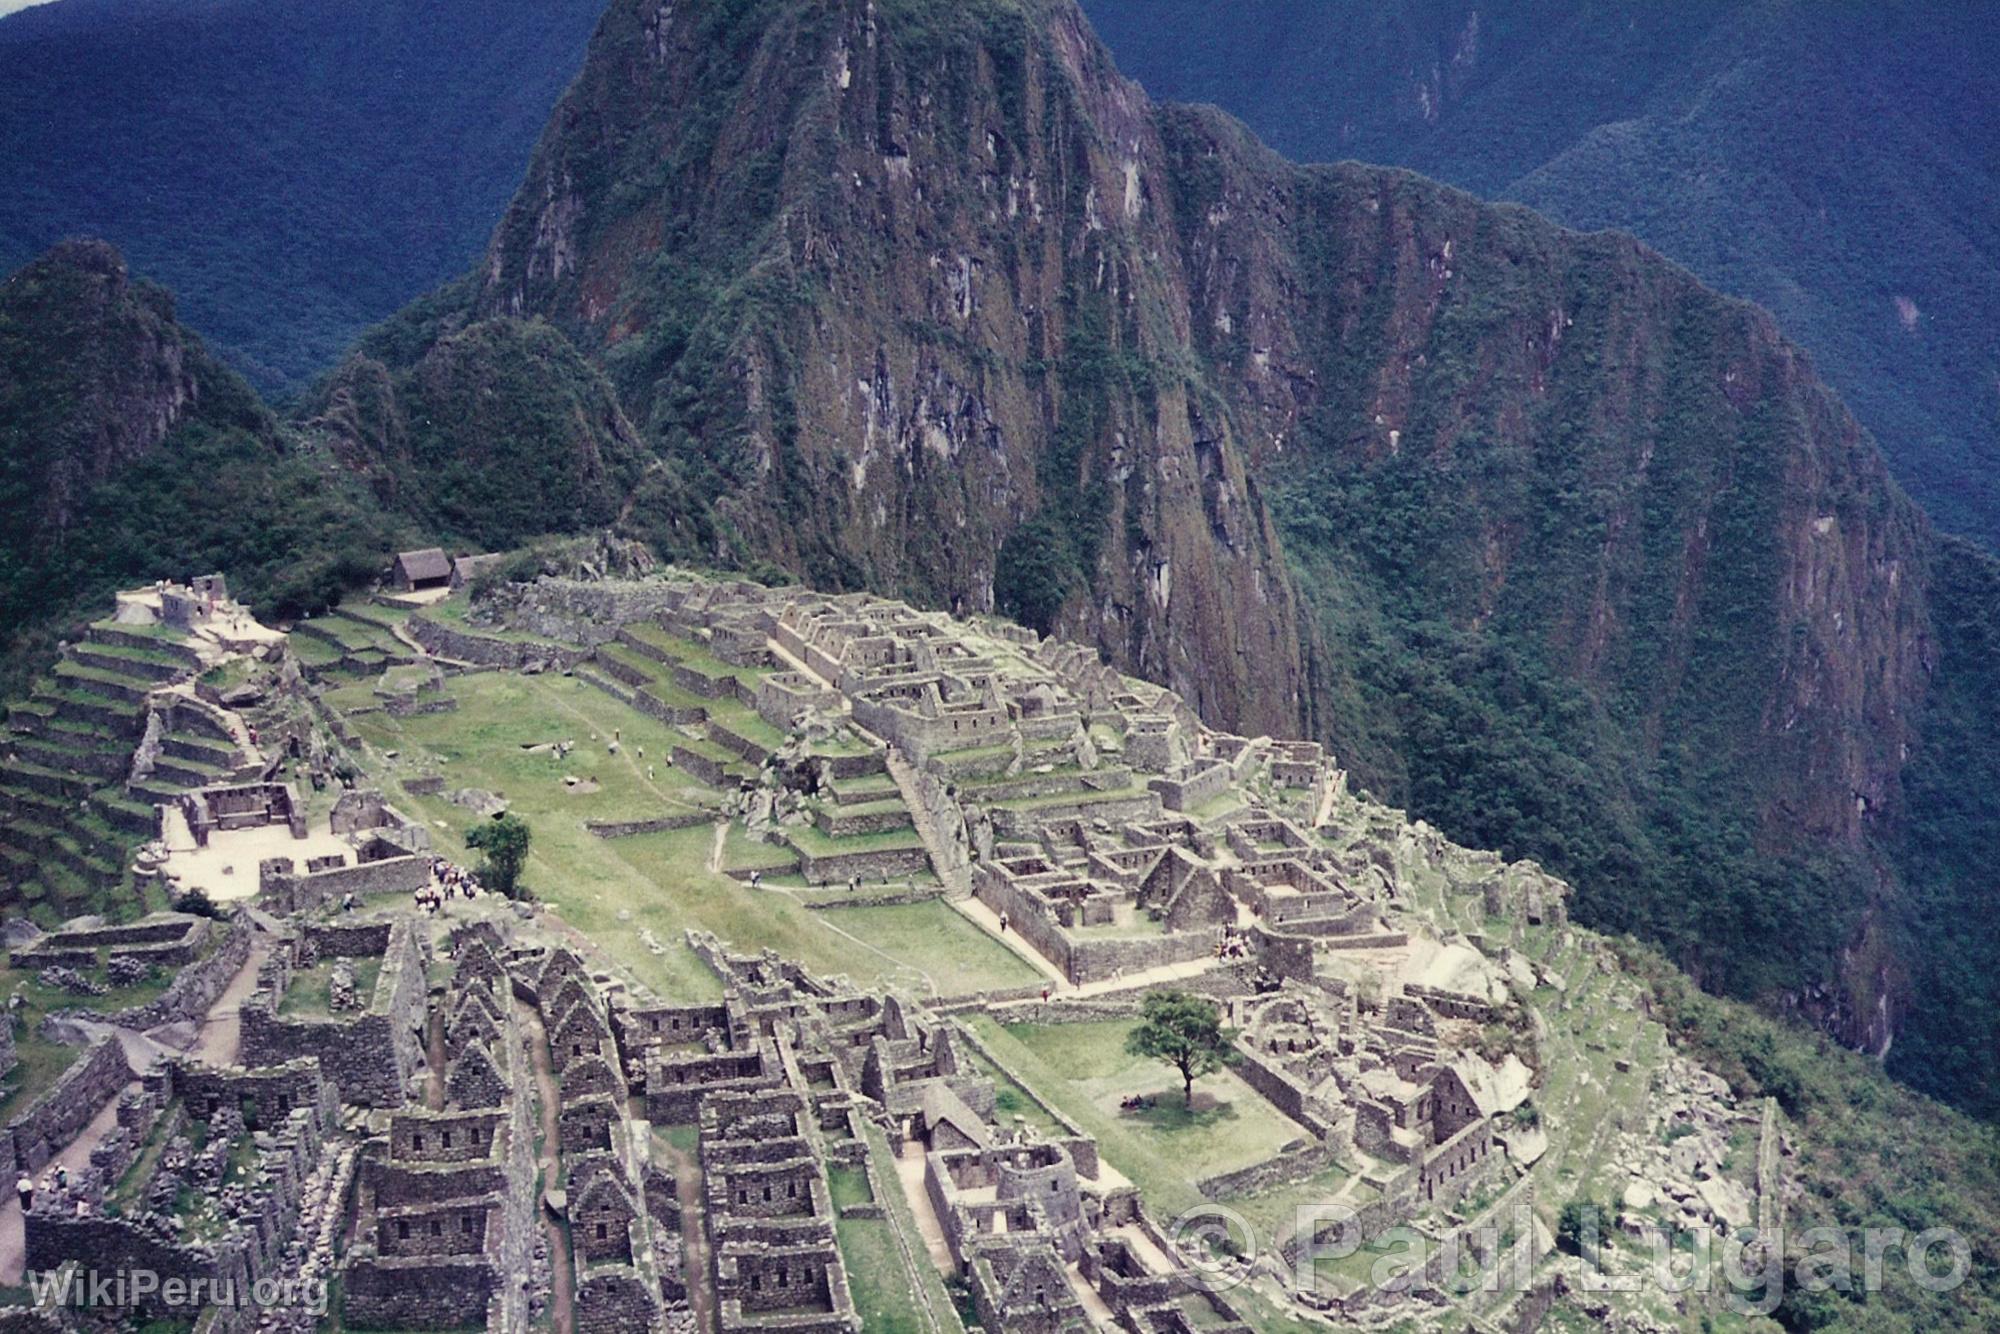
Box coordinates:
[1040,987,1050,1003]
[53,1165,66,1191]
[14,1175,29,1212]
[998,911,1010,933]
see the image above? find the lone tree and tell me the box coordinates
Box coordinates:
[465,811,531,898]
[1126,989,1235,1108]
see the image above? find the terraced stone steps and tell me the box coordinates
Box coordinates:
[84,620,203,667]
[90,789,162,839]
[51,687,146,737]
[2,757,100,801]
[69,641,190,683]
[52,658,159,705]
[163,731,237,767]
[0,779,70,823]
[149,750,229,789]
[9,727,130,779]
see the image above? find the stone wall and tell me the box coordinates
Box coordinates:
[240,923,423,1107]
[1229,1044,1335,1138]
[57,912,253,1033]
[407,616,590,672]
[2,1037,133,1172]
[585,812,713,839]
[790,840,931,886]
[812,804,914,838]
[670,745,730,788]
[1195,1137,1338,1201]
[986,792,1161,839]
[1147,762,1232,812]
[972,873,1218,985]
[261,852,429,914]
[10,916,208,971]
[493,577,686,646]
[341,1258,495,1328]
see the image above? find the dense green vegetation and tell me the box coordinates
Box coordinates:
[1885,538,2000,1120]
[1619,940,2000,1332]
[1082,0,2000,552]
[0,241,400,689]
[307,318,647,551]
[0,0,601,397]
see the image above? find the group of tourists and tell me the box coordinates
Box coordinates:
[416,856,484,915]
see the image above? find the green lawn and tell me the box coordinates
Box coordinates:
[825,1164,873,1211]
[720,824,799,873]
[332,672,1047,1004]
[813,902,1044,996]
[834,1214,931,1333]
[964,1016,1305,1219]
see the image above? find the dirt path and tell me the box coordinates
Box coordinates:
[0,1093,132,1284]
[947,896,1067,987]
[518,1004,576,1334]
[190,932,271,1065]
[662,1134,718,1333]
[892,1142,956,1274]
[0,923,283,1280]
[424,1009,447,1111]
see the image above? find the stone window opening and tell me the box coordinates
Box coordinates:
[413,1133,424,1151]
[442,1130,453,1149]
[462,1216,474,1234]
[431,1219,441,1236]
[397,1220,409,1239]
[597,1222,608,1240]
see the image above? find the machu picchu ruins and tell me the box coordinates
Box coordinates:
[0,557,1801,1331]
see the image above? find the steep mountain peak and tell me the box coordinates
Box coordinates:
[0,240,391,653]
[467,0,1314,738]
[225,0,2000,1116]
[1,236,222,537]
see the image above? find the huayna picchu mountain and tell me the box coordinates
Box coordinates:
[6,0,1997,1119]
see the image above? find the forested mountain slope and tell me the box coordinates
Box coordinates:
[327,0,1999,1115]
[0,0,602,394]
[0,240,397,662]
[5,0,1994,1122]
[1080,0,2000,553]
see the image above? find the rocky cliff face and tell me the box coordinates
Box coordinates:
[368,0,1986,1097]
[0,240,215,537]
[0,240,395,656]
[1159,112,1932,855]
[471,0,1310,736]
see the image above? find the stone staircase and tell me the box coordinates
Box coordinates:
[0,620,247,923]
